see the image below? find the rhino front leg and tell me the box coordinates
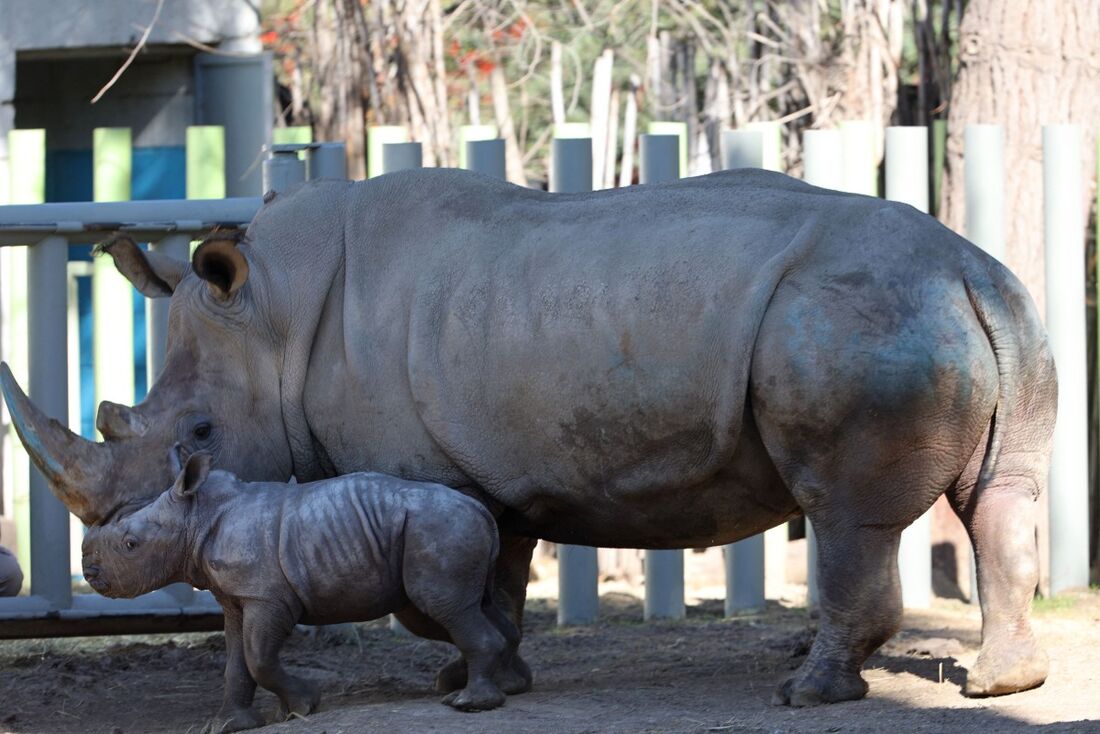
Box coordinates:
[205,605,265,733]
[773,523,903,706]
[241,602,321,722]
[434,533,536,695]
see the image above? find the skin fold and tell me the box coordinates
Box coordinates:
[82,452,523,732]
[3,168,1057,705]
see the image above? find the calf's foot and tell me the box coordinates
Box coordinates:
[965,634,1048,697]
[772,662,869,707]
[442,681,506,711]
[202,706,265,733]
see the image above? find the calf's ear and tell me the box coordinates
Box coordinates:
[96,235,188,298]
[193,234,248,300]
[172,452,212,500]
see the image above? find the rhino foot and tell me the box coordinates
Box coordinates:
[771,664,868,707]
[964,636,1048,697]
[202,706,265,733]
[435,654,533,695]
[442,682,506,711]
[276,681,322,721]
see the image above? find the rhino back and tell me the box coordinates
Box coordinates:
[302,169,877,537]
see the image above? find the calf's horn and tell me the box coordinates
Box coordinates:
[0,362,111,525]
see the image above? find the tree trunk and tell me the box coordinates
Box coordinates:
[938,0,1100,594]
[940,0,1100,315]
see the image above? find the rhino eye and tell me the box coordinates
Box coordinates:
[125,539,139,551]
[193,423,212,442]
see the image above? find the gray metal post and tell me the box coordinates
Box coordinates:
[721,129,764,171]
[262,147,306,194]
[551,138,593,193]
[963,123,1004,606]
[718,130,768,614]
[885,126,932,610]
[639,134,680,184]
[802,130,844,190]
[800,128,843,609]
[1043,124,1089,595]
[28,235,72,609]
[382,142,423,173]
[964,124,1006,262]
[307,142,348,181]
[148,234,191,383]
[638,133,684,621]
[550,136,600,625]
[466,139,506,180]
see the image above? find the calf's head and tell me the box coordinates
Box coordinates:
[82,451,211,598]
[1,232,293,525]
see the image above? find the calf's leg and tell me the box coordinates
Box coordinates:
[241,602,321,721]
[205,605,265,733]
[432,532,535,695]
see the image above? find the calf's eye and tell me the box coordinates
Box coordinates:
[193,423,212,442]
[125,539,138,551]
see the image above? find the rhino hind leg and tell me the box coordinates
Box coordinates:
[772,523,903,706]
[948,484,1047,697]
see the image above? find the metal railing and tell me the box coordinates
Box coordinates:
[0,197,260,636]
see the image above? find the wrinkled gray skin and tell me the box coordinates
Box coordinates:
[83,452,520,732]
[4,168,1057,705]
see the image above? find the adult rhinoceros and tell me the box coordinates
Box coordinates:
[3,168,1055,706]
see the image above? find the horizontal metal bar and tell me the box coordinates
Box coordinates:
[0,197,263,245]
[0,590,221,618]
[0,611,224,639]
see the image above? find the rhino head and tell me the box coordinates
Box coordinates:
[82,450,211,598]
[1,233,294,526]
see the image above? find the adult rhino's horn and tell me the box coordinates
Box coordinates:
[0,362,110,524]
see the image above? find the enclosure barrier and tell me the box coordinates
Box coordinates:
[0,197,262,636]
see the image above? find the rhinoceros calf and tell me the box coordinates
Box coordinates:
[82,452,519,732]
[4,167,1058,706]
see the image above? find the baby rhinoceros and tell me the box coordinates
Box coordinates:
[82,452,519,732]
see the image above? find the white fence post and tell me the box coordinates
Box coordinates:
[963,123,1006,605]
[720,128,767,614]
[800,128,845,608]
[28,235,71,609]
[885,126,932,610]
[639,133,685,621]
[551,136,601,625]
[1043,124,1089,595]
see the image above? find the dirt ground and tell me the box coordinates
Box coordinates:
[1,561,1098,734]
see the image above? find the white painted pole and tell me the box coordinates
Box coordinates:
[802,130,844,190]
[800,128,843,609]
[551,136,600,625]
[720,128,768,613]
[639,134,685,621]
[964,125,1006,263]
[963,123,1005,605]
[1043,124,1089,595]
[28,235,72,609]
[842,121,878,196]
[885,126,932,610]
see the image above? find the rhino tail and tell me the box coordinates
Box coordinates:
[962,267,1056,498]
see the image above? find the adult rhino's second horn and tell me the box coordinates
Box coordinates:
[0,362,111,525]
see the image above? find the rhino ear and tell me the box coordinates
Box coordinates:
[193,236,248,300]
[96,235,188,298]
[172,451,212,500]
